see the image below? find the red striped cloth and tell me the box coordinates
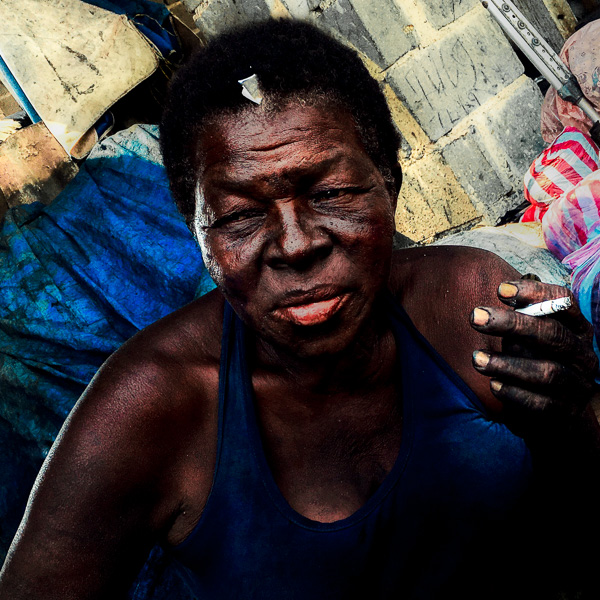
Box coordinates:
[521,127,600,223]
[543,169,600,259]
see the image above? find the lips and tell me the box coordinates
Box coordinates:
[272,290,349,326]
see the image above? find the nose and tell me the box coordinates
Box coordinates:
[265,200,332,270]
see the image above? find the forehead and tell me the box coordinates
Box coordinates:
[195,103,374,188]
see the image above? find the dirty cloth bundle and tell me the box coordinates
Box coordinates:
[521,127,600,223]
[0,0,177,158]
[540,20,600,144]
[0,124,214,598]
[542,168,600,362]
[522,19,600,222]
[520,20,600,369]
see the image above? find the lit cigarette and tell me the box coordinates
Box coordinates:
[515,296,572,316]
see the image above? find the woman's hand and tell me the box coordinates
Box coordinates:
[469,279,599,433]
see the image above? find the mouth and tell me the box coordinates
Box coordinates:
[272,291,350,326]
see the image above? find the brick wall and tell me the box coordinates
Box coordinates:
[181,0,560,242]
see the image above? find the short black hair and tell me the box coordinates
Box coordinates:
[160,18,401,227]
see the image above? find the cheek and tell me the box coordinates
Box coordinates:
[371,200,397,248]
[346,208,396,279]
[199,232,262,300]
[196,232,225,289]
[337,201,396,252]
[376,194,397,233]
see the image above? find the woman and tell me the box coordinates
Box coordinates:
[0,19,598,599]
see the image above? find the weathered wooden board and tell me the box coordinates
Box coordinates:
[0,122,78,220]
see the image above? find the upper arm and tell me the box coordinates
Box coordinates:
[0,354,185,600]
[391,245,522,415]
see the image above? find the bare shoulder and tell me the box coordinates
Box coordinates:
[59,287,226,525]
[75,288,225,446]
[390,245,520,302]
[389,245,521,323]
[97,287,226,409]
[389,245,522,415]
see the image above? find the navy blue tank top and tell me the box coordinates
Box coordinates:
[170,298,533,598]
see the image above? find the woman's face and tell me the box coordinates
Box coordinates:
[194,102,398,357]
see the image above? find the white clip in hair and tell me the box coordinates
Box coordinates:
[238,74,263,105]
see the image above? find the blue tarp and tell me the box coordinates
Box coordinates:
[0,124,214,597]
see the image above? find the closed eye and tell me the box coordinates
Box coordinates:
[208,209,264,230]
[311,186,374,202]
[313,189,344,201]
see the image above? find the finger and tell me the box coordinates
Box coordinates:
[488,380,584,416]
[472,351,574,390]
[497,279,570,308]
[519,273,541,282]
[470,307,598,374]
[489,379,552,412]
[471,305,578,351]
[497,280,590,335]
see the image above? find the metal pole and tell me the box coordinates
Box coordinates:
[483,0,600,143]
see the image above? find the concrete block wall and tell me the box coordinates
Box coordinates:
[181,0,550,243]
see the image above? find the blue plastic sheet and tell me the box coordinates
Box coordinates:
[0,124,214,596]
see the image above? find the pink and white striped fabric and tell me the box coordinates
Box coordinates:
[542,169,600,367]
[523,20,600,374]
[543,169,600,260]
[522,127,600,223]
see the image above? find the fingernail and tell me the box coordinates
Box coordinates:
[473,350,490,368]
[490,379,502,393]
[472,308,490,326]
[498,283,518,298]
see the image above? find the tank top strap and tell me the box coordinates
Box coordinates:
[172,301,260,560]
[215,300,257,474]
[383,292,489,418]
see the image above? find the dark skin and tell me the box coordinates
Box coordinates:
[0,102,598,599]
